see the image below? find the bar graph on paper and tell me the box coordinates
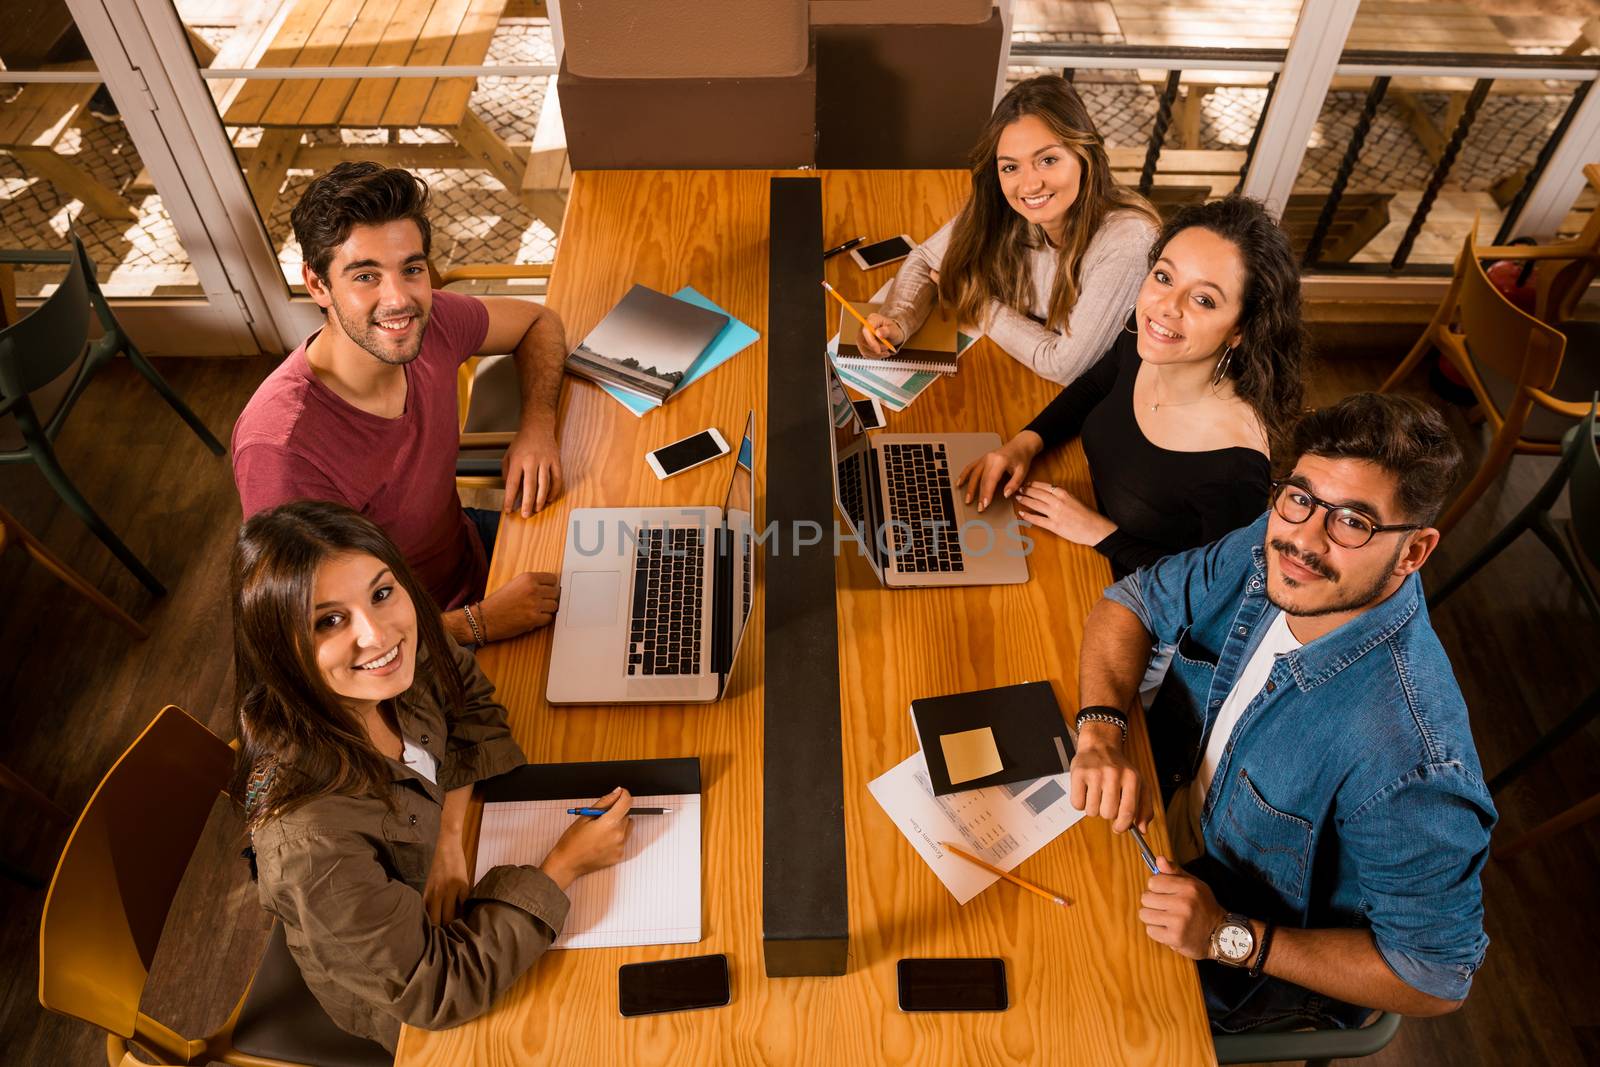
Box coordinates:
[474,793,702,949]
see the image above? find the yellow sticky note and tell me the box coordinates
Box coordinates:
[941,726,1004,785]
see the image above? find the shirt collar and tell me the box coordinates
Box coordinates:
[1246,541,1424,691]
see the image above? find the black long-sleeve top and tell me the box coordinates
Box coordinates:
[1023,327,1271,579]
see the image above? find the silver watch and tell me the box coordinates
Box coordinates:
[1210,913,1256,967]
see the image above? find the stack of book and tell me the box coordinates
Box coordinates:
[833,299,961,375]
[565,284,738,407]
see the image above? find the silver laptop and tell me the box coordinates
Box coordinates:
[547,412,756,704]
[827,361,1029,587]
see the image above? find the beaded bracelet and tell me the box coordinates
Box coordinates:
[463,602,487,646]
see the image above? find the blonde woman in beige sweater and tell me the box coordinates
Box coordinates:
[861,76,1159,386]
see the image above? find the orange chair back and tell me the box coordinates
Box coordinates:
[39,706,234,1043]
[1447,224,1567,424]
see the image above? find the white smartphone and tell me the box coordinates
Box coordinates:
[645,427,730,479]
[851,234,914,271]
[852,396,886,430]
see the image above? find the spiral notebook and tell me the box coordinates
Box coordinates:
[474,758,702,949]
[834,299,961,375]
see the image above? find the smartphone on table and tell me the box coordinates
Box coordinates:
[851,234,914,270]
[618,954,731,1017]
[896,958,1008,1012]
[645,427,729,479]
[852,396,886,431]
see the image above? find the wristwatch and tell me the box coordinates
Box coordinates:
[1209,913,1256,967]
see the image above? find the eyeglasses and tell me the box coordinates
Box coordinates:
[1269,481,1422,549]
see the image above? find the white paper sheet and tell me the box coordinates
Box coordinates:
[867,750,1085,905]
[473,793,701,949]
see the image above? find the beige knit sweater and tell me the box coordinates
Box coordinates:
[876,210,1157,385]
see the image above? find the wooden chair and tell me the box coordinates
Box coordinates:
[425,260,555,495]
[0,502,146,638]
[38,705,391,1067]
[1379,221,1600,536]
[0,236,225,595]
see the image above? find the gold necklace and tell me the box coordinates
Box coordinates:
[1149,380,1212,413]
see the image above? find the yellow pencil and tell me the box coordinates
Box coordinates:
[941,841,1071,907]
[821,280,898,354]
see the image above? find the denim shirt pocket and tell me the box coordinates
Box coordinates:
[1220,768,1314,905]
[1174,625,1220,667]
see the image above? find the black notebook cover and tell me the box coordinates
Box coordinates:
[480,757,701,802]
[911,681,1073,796]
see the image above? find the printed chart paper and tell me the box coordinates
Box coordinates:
[868,750,1085,905]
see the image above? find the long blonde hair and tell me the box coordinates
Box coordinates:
[940,76,1157,332]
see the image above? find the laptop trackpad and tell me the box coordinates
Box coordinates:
[566,571,621,627]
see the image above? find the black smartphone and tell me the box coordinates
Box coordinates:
[618,954,731,1017]
[896,958,1008,1012]
[851,234,915,270]
[852,396,886,430]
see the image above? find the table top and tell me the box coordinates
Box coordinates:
[221,0,505,129]
[393,169,1216,1067]
[1115,0,1527,92]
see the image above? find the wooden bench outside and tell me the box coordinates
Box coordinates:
[0,76,136,221]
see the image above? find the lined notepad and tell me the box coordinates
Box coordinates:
[473,793,702,949]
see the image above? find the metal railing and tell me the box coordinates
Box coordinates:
[1009,41,1600,273]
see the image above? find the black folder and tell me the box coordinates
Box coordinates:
[911,682,1074,797]
[481,757,702,802]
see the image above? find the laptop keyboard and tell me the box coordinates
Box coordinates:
[627,528,705,676]
[881,443,966,573]
[837,454,867,535]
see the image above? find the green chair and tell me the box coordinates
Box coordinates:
[0,235,225,595]
[1429,399,1600,793]
[1213,1009,1403,1066]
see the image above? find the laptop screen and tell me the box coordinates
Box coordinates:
[824,360,886,578]
[720,410,756,670]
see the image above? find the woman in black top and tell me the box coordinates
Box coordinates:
[958,197,1307,578]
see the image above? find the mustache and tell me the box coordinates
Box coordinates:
[1270,538,1338,581]
[370,306,424,323]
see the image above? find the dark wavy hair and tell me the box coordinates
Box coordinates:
[1149,196,1308,446]
[229,500,464,830]
[1289,393,1463,523]
[940,75,1157,333]
[290,161,433,282]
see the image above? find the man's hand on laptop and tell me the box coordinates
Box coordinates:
[476,571,562,641]
[503,423,565,517]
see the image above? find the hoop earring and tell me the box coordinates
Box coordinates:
[1122,305,1138,334]
[1211,344,1235,387]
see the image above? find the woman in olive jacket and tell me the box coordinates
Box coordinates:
[232,500,629,1051]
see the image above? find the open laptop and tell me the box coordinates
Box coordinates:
[827,361,1028,587]
[547,412,756,704]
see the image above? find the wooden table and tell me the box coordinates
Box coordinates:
[395,170,1216,1066]
[219,0,530,221]
[1113,0,1526,156]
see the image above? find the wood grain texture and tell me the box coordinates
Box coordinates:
[394,169,1214,1067]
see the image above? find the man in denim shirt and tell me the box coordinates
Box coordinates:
[1068,393,1495,1031]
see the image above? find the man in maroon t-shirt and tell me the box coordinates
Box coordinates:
[233,162,563,647]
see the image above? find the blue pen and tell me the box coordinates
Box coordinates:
[1128,825,1160,874]
[567,806,672,816]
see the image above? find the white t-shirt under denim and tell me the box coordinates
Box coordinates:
[1168,611,1301,864]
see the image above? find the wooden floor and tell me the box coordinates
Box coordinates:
[0,350,1597,1066]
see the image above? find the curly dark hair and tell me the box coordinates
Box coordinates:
[290,161,433,282]
[1149,196,1308,447]
[1289,393,1463,523]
